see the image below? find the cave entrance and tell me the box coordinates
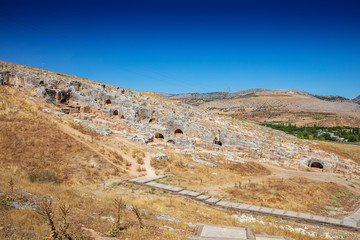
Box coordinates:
[105,99,111,105]
[149,118,155,123]
[214,140,222,146]
[310,162,323,169]
[155,133,164,139]
[174,129,183,136]
[113,110,118,116]
[39,81,44,85]
[167,140,175,144]
[120,115,125,119]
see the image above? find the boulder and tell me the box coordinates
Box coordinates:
[129,135,146,144]
[152,153,170,161]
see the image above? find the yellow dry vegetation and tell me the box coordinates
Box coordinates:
[0,173,331,240]
[151,151,270,190]
[315,141,360,165]
[0,86,122,185]
[225,177,359,217]
[0,81,358,239]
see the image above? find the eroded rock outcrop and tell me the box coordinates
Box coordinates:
[1,60,358,174]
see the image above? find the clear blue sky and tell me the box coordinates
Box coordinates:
[1,0,359,97]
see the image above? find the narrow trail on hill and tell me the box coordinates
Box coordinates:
[143,154,156,177]
[98,143,140,176]
[113,134,157,177]
[38,110,130,174]
[37,105,156,177]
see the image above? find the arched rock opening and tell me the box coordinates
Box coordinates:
[214,140,222,146]
[174,129,183,135]
[309,162,323,169]
[167,140,175,144]
[155,133,164,139]
[113,110,118,116]
[149,118,155,123]
[105,99,111,105]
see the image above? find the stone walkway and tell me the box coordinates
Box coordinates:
[188,224,292,239]
[129,176,360,231]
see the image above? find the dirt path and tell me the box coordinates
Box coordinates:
[200,162,359,195]
[261,163,356,189]
[39,110,130,174]
[81,227,116,240]
[143,154,156,177]
[38,105,157,177]
[112,134,157,177]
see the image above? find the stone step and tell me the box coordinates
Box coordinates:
[130,177,360,231]
[216,201,232,207]
[311,215,328,222]
[188,224,293,240]
[341,218,358,228]
[145,181,184,192]
[179,190,201,197]
[205,197,221,205]
[196,195,211,200]
[128,175,165,184]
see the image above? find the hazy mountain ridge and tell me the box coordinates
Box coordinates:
[353,95,360,104]
[159,88,360,127]
[162,88,352,102]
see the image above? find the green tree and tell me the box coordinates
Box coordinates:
[348,135,356,142]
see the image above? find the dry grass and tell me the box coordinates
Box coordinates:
[0,155,330,239]
[315,141,360,165]
[0,113,117,185]
[1,65,359,239]
[225,177,359,217]
[226,162,271,176]
[245,222,329,240]
[68,121,100,142]
[132,149,145,165]
[0,86,122,185]
[151,151,271,190]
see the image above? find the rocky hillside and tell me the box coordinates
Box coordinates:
[1,61,360,239]
[1,60,358,172]
[163,88,360,127]
[353,94,360,104]
[165,88,350,103]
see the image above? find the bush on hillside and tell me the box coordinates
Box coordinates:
[28,170,61,184]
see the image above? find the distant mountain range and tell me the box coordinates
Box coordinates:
[353,95,360,104]
[158,88,360,127]
[159,88,357,104]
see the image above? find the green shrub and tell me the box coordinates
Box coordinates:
[28,170,61,184]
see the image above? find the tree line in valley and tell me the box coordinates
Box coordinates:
[261,122,360,142]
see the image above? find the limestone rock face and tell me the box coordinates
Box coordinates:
[0,72,4,85]
[0,65,282,149]
[2,60,358,174]
[152,153,170,161]
[129,135,147,144]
